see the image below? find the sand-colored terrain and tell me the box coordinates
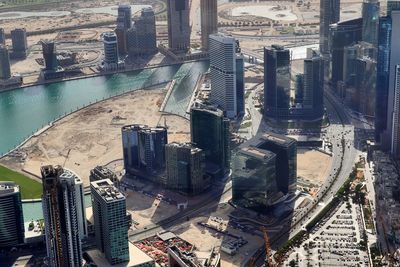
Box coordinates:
[297,148,332,185]
[0,85,190,186]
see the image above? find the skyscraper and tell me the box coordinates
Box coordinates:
[103,32,119,66]
[41,41,59,71]
[263,45,291,120]
[117,5,132,29]
[0,28,5,45]
[383,11,400,151]
[330,18,363,89]
[190,105,230,178]
[355,56,376,116]
[319,0,340,55]
[375,16,392,142]
[165,142,207,195]
[303,48,324,119]
[10,28,28,59]
[209,33,237,118]
[200,0,218,50]
[121,125,168,178]
[0,45,11,80]
[236,55,245,116]
[387,0,400,16]
[391,65,400,158]
[134,7,158,56]
[91,179,129,265]
[167,0,190,52]
[0,182,24,248]
[41,165,86,267]
[362,0,380,46]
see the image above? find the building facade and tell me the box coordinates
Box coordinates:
[0,45,11,80]
[200,0,218,50]
[165,142,207,195]
[11,28,28,59]
[0,28,5,45]
[263,45,291,120]
[190,105,230,178]
[209,33,237,118]
[232,147,278,211]
[362,0,380,46]
[167,0,190,52]
[121,125,168,178]
[91,179,129,265]
[0,182,24,248]
[319,0,340,55]
[41,165,86,267]
[236,55,245,116]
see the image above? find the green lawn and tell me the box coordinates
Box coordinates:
[0,165,42,199]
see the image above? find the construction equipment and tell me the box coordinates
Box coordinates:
[62,148,71,167]
[260,227,285,267]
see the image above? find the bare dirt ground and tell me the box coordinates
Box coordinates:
[297,148,332,185]
[0,85,190,186]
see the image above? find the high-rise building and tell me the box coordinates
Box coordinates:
[263,45,291,120]
[383,11,400,151]
[11,28,28,59]
[115,27,127,57]
[329,18,363,89]
[244,132,297,194]
[209,33,237,118]
[375,16,392,142]
[295,74,304,104]
[90,165,118,184]
[103,32,119,68]
[167,0,190,52]
[190,105,230,178]
[0,28,5,45]
[0,45,11,80]
[165,142,208,195]
[200,0,218,50]
[122,125,168,178]
[127,7,158,57]
[388,0,400,16]
[355,56,376,116]
[91,179,129,265]
[0,182,24,248]
[117,5,132,29]
[362,0,380,46]
[392,65,400,158]
[236,55,245,116]
[319,0,340,55]
[302,48,324,119]
[41,41,58,71]
[232,147,278,211]
[41,165,86,267]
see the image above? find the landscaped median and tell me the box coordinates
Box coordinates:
[0,165,42,199]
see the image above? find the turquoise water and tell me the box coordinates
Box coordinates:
[22,194,92,222]
[0,61,209,155]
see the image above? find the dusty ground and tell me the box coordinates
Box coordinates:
[297,148,332,185]
[0,85,190,186]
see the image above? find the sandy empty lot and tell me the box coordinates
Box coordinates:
[297,148,332,185]
[0,86,190,186]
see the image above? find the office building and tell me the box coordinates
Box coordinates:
[167,0,190,52]
[388,0,400,16]
[41,40,64,80]
[11,28,28,59]
[295,74,304,104]
[375,16,392,142]
[0,182,24,248]
[122,125,168,178]
[127,7,157,58]
[190,105,230,178]
[355,56,376,116]
[236,55,245,116]
[91,179,129,265]
[209,33,237,118]
[165,142,207,195]
[319,0,340,54]
[200,0,218,50]
[115,27,127,57]
[302,48,324,119]
[383,11,400,152]
[362,0,380,46]
[0,45,11,80]
[0,28,5,45]
[263,45,291,120]
[90,165,118,184]
[41,165,86,267]
[232,147,278,211]
[117,5,132,30]
[392,65,400,158]
[102,32,119,70]
[329,18,363,89]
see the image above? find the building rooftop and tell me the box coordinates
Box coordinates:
[87,242,154,267]
[240,147,276,161]
[167,142,203,154]
[0,181,19,196]
[241,132,296,150]
[191,104,224,117]
[91,179,125,202]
